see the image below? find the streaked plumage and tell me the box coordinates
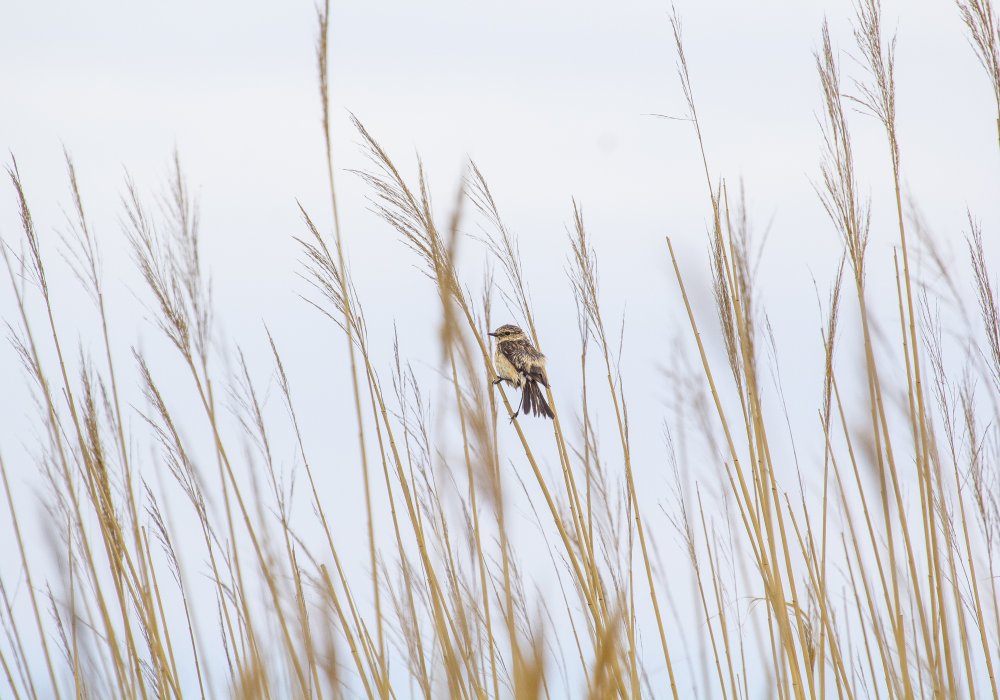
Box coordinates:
[488,324,553,420]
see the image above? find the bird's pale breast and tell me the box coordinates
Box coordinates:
[494,345,524,387]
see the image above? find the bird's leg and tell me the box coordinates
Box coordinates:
[509,410,519,423]
[492,377,503,386]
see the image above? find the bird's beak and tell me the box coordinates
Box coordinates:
[488,331,497,337]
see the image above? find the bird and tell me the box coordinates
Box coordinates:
[488,324,554,421]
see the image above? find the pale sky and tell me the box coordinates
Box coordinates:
[2,0,998,695]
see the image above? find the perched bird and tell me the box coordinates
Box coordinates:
[488,324,554,421]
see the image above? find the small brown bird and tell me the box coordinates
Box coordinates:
[488,324,554,421]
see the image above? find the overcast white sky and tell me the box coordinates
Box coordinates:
[2,0,998,694]
[3,0,996,350]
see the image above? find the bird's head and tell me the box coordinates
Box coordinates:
[488,324,526,340]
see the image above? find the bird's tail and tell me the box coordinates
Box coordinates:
[522,380,554,419]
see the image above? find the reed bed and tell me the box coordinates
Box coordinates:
[2,0,999,697]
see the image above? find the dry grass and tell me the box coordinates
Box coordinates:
[2,0,999,697]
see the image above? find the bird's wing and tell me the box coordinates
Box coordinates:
[529,367,549,387]
[524,344,545,363]
[520,343,549,387]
